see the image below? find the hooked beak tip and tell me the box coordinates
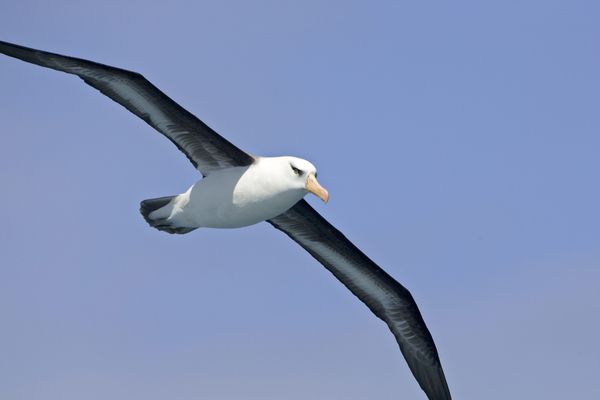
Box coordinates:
[306,174,329,203]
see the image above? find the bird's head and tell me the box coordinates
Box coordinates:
[279,156,329,203]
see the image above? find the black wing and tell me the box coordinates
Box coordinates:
[268,200,451,400]
[0,40,254,175]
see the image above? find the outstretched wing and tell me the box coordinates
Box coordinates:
[268,200,451,400]
[0,40,254,175]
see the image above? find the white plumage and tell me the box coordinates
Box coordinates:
[150,156,323,229]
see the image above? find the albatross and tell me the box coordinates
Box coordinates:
[0,40,452,400]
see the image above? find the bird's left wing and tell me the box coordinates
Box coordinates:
[268,200,451,400]
[0,40,254,175]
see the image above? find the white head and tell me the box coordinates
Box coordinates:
[260,156,329,203]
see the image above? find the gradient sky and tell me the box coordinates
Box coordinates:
[1,1,599,399]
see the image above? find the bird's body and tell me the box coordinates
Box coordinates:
[149,156,321,230]
[0,40,451,400]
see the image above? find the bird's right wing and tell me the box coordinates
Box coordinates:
[268,200,451,400]
[0,40,254,175]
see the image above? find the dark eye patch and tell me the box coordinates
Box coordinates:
[290,164,304,176]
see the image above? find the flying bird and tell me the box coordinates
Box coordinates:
[0,40,452,400]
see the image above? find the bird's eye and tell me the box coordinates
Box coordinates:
[290,165,304,176]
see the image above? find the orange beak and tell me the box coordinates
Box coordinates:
[305,173,329,203]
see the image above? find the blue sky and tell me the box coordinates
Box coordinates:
[1,1,599,399]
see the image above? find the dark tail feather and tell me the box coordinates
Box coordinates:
[139,195,196,234]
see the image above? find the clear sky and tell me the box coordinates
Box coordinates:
[1,1,599,399]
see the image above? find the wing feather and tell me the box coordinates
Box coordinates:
[0,40,254,174]
[268,200,451,400]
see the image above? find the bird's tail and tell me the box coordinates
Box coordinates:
[140,195,196,234]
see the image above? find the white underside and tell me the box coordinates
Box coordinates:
[149,157,308,229]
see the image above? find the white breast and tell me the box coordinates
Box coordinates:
[169,160,306,229]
